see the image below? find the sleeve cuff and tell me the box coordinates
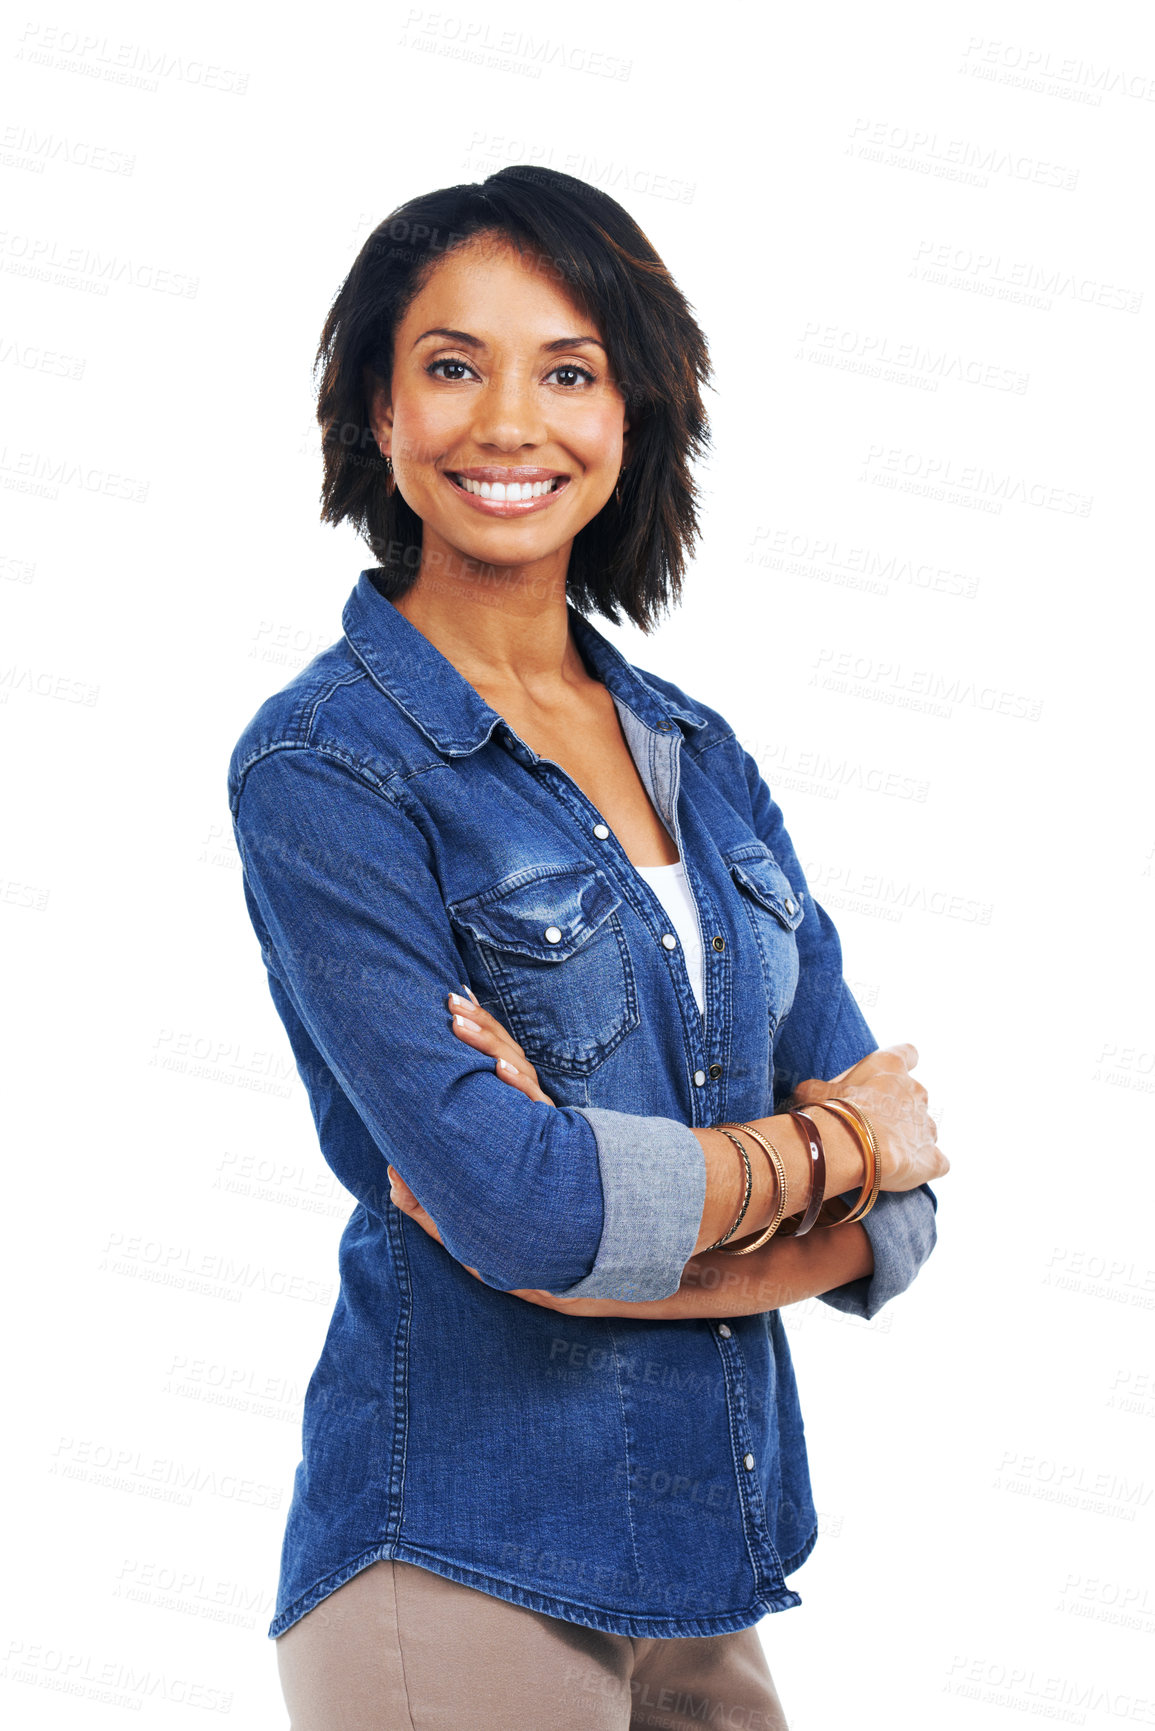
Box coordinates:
[548,1108,707,1301]
[818,1184,938,1322]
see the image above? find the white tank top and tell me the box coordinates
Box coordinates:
[633,860,705,1016]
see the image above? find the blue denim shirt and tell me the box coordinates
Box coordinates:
[227,570,938,1641]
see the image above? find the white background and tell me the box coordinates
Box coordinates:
[3,1,1153,1725]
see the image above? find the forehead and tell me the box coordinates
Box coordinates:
[400,236,599,337]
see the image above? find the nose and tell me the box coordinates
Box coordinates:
[471,363,548,453]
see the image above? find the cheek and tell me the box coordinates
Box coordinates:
[572,402,625,471]
[392,391,458,469]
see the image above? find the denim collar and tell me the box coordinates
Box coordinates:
[342,568,709,758]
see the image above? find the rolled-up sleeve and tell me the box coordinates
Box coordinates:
[739,746,939,1319]
[563,1108,706,1302]
[229,744,703,1299]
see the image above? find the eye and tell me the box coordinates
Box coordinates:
[427,357,477,382]
[547,363,597,389]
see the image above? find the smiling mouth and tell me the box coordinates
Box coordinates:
[447,472,569,502]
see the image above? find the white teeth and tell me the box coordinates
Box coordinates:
[455,476,561,501]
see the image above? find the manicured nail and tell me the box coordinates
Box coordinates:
[453,1013,482,1031]
[448,992,472,1009]
[497,1058,520,1075]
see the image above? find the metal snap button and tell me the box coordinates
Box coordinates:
[544,926,563,944]
[661,933,677,950]
[708,1063,722,1079]
[718,1323,732,1338]
[743,1453,755,1471]
[712,935,725,952]
[784,897,796,915]
[693,1069,706,1087]
[592,823,610,840]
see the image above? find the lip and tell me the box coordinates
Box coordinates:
[443,468,572,517]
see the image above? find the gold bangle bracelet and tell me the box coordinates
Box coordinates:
[700,1128,754,1251]
[834,1098,883,1220]
[811,1099,881,1225]
[711,1121,788,1254]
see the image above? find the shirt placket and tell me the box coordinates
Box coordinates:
[712,1322,792,1596]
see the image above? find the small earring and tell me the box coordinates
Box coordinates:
[614,475,623,505]
[384,454,396,497]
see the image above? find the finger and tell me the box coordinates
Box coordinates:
[445,998,553,1102]
[447,992,515,1039]
[447,998,534,1072]
[494,1056,556,1107]
[880,1041,919,1072]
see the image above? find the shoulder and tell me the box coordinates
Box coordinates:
[226,637,412,818]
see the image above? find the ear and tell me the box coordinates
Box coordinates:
[363,365,394,457]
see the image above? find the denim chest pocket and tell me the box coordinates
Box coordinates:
[447,862,639,1075]
[726,846,804,1030]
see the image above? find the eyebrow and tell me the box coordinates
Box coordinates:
[413,327,606,354]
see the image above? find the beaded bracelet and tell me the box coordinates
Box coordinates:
[701,1127,753,1251]
[711,1121,789,1255]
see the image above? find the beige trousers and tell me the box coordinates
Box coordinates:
[276,1558,790,1730]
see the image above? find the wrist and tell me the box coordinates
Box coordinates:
[746,1109,865,1231]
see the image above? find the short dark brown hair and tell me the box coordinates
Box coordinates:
[313,165,711,633]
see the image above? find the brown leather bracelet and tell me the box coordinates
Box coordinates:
[775,1108,826,1238]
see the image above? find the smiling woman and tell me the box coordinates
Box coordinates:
[228,164,946,1730]
[365,239,629,552]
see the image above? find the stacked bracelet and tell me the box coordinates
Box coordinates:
[774,1108,827,1238]
[701,1128,753,1251]
[711,1121,789,1255]
[811,1098,882,1225]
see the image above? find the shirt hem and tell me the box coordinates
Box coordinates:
[779,1518,820,1576]
[267,1537,807,1641]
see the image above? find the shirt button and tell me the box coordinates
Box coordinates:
[708,1063,722,1079]
[544,926,563,944]
[743,1453,756,1471]
[661,933,678,950]
[718,1323,732,1338]
[712,935,725,952]
[592,823,610,840]
[693,1069,707,1087]
[784,897,797,915]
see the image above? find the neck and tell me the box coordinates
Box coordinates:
[394,539,588,702]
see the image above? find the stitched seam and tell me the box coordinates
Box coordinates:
[608,1326,643,1584]
[301,665,366,740]
[232,739,409,812]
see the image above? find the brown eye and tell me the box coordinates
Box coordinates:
[428,359,474,381]
[547,364,596,388]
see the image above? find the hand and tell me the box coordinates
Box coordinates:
[387,987,587,1308]
[789,1042,948,1192]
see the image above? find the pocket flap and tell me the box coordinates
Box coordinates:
[448,863,622,962]
[727,849,805,931]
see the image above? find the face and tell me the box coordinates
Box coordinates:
[366,236,630,582]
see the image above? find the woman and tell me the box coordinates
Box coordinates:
[228,165,947,1729]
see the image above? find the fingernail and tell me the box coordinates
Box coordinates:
[497,1058,520,1075]
[453,1013,482,1031]
[448,992,471,1008]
